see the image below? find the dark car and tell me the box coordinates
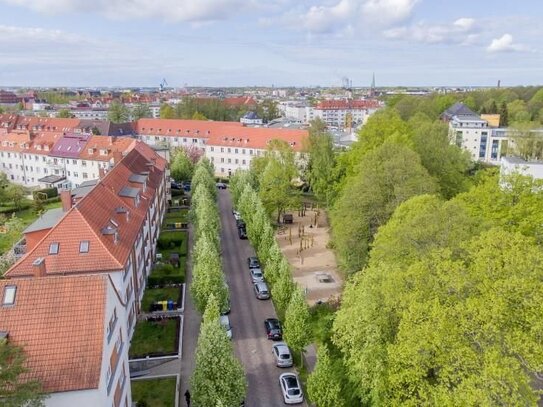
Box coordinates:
[238,226,247,239]
[170,181,181,190]
[247,256,260,269]
[264,318,283,340]
[236,219,246,229]
[216,182,227,189]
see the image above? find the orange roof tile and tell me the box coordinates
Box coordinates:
[0,274,109,392]
[134,118,241,137]
[6,141,165,277]
[206,127,308,152]
[79,135,137,162]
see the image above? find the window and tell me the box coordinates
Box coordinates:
[107,309,118,342]
[227,148,231,153]
[79,240,90,253]
[220,147,224,153]
[73,172,78,177]
[249,149,254,155]
[82,160,87,167]
[235,148,238,154]
[235,159,238,164]
[227,158,231,164]
[242,159,246,165]
[221,157,224,163]
[49,242,59,255]
[210,146,214,152]
[3,285,16,305]
[82,172,88,179]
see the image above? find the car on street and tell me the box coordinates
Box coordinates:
[254,281,270,300]
[236,219,246,228]
[232,210,241,221]
[264,318,283,340]
[279,373,304,404]
[272,342,293,367]
[220,315,232,339]
[247,256,260,269]
[250,268,264,283]
[216,182,227,189]
[238,226,247,239]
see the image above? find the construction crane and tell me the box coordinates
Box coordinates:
[159,78,168,92]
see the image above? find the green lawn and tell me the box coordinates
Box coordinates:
[155,230,188,280]
[164,208,189,223]
[0,201,62,255]
[141,287,181,312]
[131,377,177,407]
[129,318,179,358]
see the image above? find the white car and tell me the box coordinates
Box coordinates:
[250,268,264,283]
[220,315,232,340]
[233,210,241,221]
[279,373,304,404]
[272,342,293,367]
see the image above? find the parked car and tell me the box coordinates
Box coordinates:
[279,373,304,404]
[216,182,227,189]
[220,315,232,339]
[170,181,181,190]
[238,226,247,239]
[250,268,264,283]
[272,342,293,367]
[232,210,241,221]
[254,281,270,300]
[264,318,282,340]
[236,219,246,228]
[247,256,260,269]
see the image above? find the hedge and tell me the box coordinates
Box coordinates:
[157,234,184,250]
[148,274,184,287]
[32,187,58,200]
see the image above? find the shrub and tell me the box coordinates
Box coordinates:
[157,233,184,249]
[32,187,58,200]
[148,274,184,287]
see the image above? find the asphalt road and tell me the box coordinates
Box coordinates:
[218,189,307,407]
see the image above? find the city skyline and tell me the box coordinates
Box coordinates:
[0,0,542,87]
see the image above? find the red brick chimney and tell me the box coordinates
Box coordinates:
[32,257,46,278]
[60,189,72,212]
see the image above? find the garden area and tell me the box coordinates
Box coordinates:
[162,207,189,231]
[129,318,180,358]
[131,377,177,407]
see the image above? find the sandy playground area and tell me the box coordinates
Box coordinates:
[275,206,343,305]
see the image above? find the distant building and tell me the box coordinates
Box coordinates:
[240,111,262,125]
[500,156,543,181]
[0,89,19,104]
[312,99,381,128]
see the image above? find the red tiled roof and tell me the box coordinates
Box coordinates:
[79,135,137,162]
[134,118,241,137]
[0,274,109,392]
[315,99,381,110]
[223,96,257,107]
[206,127,308,152]
[6,141,165,277]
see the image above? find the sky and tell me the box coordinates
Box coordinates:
[0,0,542,88]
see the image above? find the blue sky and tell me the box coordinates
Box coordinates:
[0,0,541,87]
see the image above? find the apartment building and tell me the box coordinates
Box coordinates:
[3,141,168,406]
[0,274,130,407]
[444,103,507,163]
[312,99,381,127]
[205,127,307,177]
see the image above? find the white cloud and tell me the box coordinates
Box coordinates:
[0,24,83,43]
[1,0,249,22]
[304,0,356,33]
[383,17,478,44]
[486,33,529,53]
[361,0,420,26]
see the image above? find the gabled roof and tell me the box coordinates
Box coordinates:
[0,274,109,392]
[6,141,166,277]
[206,127,308,152]
[441,102,478,120]
[133,118,241,137]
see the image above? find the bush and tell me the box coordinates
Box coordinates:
[148,274,184,287]
[32,187,58,200]
[157,233,184,249]
[0,202,31,215]
[171,189,184,197]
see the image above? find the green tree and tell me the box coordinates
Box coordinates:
[271,267,296,318]
[331,142,438,272]
[284,288,311,366]
[6,184,25,210]
[257,99,280,122]
[107,101,130,123]
[307,345,346,407]
[159,103,175,119]
[499,101,509,126]
[409,118,471,198]
[191,296,246,407]
[131,104,151,120]
[56,108,74,118]
[191,111,207,120]
[170,148,194,182]
[0,340,45,406]
[305,119,336,205]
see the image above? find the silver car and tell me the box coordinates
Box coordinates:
[272,342,293,367]
[250,268,264,283]
[220,315,232,340]
[254,281,270,300]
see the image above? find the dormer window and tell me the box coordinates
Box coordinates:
[3,285,16,306]
[49,242,59,255]
[79,240,90,253]
[88,148,94,154]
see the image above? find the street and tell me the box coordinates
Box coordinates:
[218,189,307,407]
